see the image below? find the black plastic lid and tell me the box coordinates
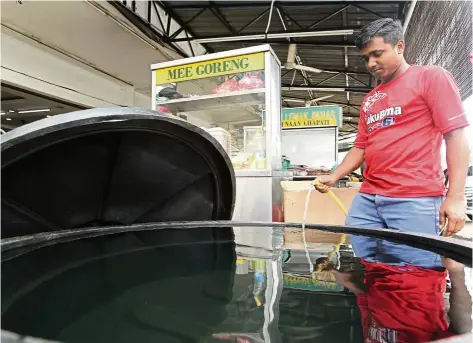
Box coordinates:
[1,107,235,238]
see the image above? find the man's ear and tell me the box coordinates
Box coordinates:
[395,40,405,55]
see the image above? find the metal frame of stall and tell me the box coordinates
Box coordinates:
[150,44,285,223]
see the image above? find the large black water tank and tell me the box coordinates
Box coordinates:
[1,107,236,238]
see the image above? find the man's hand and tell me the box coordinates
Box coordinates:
[314,174,338,193]
[314,147,365,193]
[439,196,466,236]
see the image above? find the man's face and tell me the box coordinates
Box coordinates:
[360,36,405,82]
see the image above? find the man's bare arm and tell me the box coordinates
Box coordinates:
[331,269,367,294]
[333,147,366,180]
[316,147,365,191]
[445,128,470,199]
[441,127,470,236]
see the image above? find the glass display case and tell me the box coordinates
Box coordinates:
[151,45,280,172]
[151,45,285,221]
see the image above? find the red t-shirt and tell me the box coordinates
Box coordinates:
[357,262,453,343]
[355,65,469,197]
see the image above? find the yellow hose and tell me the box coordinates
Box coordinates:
[254,296,262,307]
[326,191,349,216]
[310,179,348,276]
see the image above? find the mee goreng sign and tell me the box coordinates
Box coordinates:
[155,52,265,85]
[282,105,343,129]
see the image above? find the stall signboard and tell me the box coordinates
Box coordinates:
[283,273,344,292]
[281,105,343,129]
[155,52,265,85]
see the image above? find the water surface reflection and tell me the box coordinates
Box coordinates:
[1,225,471,343]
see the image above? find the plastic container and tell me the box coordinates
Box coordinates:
[204,127,232,155]
[1,107,236,239]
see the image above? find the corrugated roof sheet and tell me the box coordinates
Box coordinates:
[161,0,407,117]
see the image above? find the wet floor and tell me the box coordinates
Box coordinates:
[1,225,472,343]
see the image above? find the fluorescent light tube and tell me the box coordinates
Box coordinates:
[193,30,353,44]
[18,108,51,114]
[194,34,266,43]
[268,29,353,39]
[282,87,346,92]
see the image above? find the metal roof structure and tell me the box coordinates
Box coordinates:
[114,1,415,137]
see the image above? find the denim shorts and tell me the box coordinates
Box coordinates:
[346,193,444,269]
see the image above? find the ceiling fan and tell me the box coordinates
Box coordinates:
[283,95,334,106]
[282,44,336,74]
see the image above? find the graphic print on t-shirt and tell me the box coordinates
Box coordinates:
[362,91,387,112]
[366,106,403,132]
[361,90,403,133]
[367,320,399,343]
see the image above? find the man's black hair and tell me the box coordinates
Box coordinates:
[354,18,404,50]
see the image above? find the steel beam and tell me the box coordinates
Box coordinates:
[281,69,293,79]
[237,7,270,33]
[352,4,386,18]
[166,9,172,35]
[209,2,238,34]
[346,103,362,112]
[346,73,370,87]
[296,69,313,86]
[315,73,342,86]
[339,130,358,136]
[171,27,361,42]
[277,7,315,99]
[281,85,372,93]
[282,67,370,76]
[188,39,357,48]
[348,123,359,130]
[308,5,350,29]
[317,99,362,108]
[275,4,304,29]
[107,1,188,58]
[186,32,195,57]
[152,2,166,32]
[169,8,206,40]
[164,2,402,9]
[156,1,214,53]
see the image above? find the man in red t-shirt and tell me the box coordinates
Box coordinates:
[327,258,472,343]
[316,18,470,268]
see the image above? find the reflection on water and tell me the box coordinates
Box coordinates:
[1,226,472,343]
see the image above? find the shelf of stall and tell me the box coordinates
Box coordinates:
[155,88,265,114]
[181,108,262,127]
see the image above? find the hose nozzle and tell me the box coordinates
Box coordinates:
[311,178,329,193]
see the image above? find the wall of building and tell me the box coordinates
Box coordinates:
[405,0,472,100]
[1,27,150,109]
[0,0,178,110]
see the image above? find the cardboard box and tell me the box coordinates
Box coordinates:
[284,228,349,246]
[282,182,359,245]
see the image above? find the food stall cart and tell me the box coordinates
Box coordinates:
[151,45,285,222]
